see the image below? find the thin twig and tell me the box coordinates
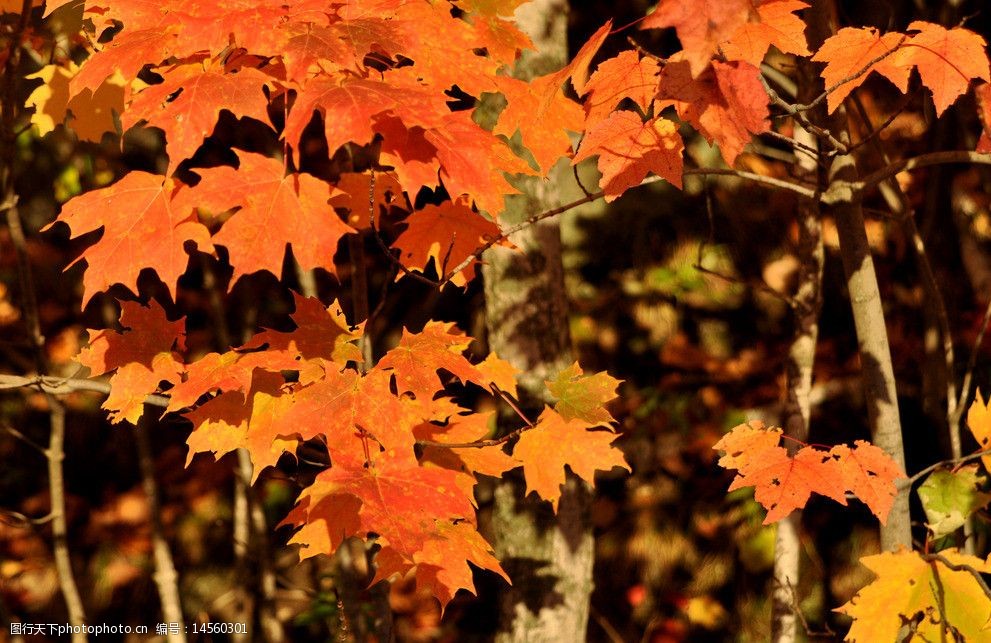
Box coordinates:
[952,296,991,425]
[924,553,991,603]
[899,448,991,488]
[859,151,991,192]
[794,35,908,113]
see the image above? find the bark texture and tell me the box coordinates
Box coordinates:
[482,2,595,640]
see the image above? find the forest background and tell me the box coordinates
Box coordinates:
[3,0,991,641]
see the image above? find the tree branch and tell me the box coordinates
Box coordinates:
[899,447,991,489]
[0,373,171,407]
[859,151,991,192]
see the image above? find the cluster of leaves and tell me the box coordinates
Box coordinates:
[22,0,629,608]
[17,0,991,629]
[76,295,627,607]
[712,421,904,525]
[714,408,991,638]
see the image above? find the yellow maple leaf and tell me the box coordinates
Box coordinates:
[836,549,991,641]
[966,389,991,472]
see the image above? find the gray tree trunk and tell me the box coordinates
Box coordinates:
[482,2,595,641]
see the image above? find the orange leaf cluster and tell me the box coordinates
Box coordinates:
[713,422,905,524]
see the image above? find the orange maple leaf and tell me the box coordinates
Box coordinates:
[641,0,752,77]
[513,407,629,511]
[376,321,485,401]
[181,151,354,284]
[183,371,297,483]
[714,423,905,525]
[393,198,501,286]
[289,448,475,563]
[48,172,212,305]
[75,300,185,424]
[897,21,991,116]
[122,61,274,175]
[657,58,769,166]
[829,441,905,524]
[811,27,913,113]
[582,50,660,126]
[573,112,684,201]
[720,0,810,67]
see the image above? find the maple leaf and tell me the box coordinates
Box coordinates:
[918,466,991,538]
[282,22,351,80]
[168,295,361,412]
[180,151,354,283]
[728,443,847,524]
[70,28,179,97]
[47,172,212,305]
[720,0,810,67]
[393,198,500,286]
[573,112,684,201]
[966,389,991,473]
[493,73,586,173]
[376,321,484,401]
[641,0,752,77]
[122,61,274,175]
[412,521,509,610]
[560,20,613,97]
[975,83,991,153]
[513,407,629,511]
[475,353,519,398]
[375,117,443,198]
[810,27,910,114]
[289,447,476,562]
[714,424,905,524]
[242,294,363,366]
[329,171,407,229]
[284,73,443,164]
[417,411,520,500]
[582,50,660,126]
[657,58,769,166]
[25,64,124,143]
[829,441,905,524]
[836,549,991,642]
[425,112,534,215]
[76,300,185,424]
[276,366,417,460]
[712,421,782,471]
[544,362,621,426]
[183,371,297,483]
[897,21,991,116]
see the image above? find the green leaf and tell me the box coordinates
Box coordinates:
[918,465,991,538]
[545,362,621,427]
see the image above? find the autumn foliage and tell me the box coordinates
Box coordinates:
[6,0,991,638]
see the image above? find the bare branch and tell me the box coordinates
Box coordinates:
[860,151,991,192]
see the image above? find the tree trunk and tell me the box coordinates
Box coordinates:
[482,2,594,641]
